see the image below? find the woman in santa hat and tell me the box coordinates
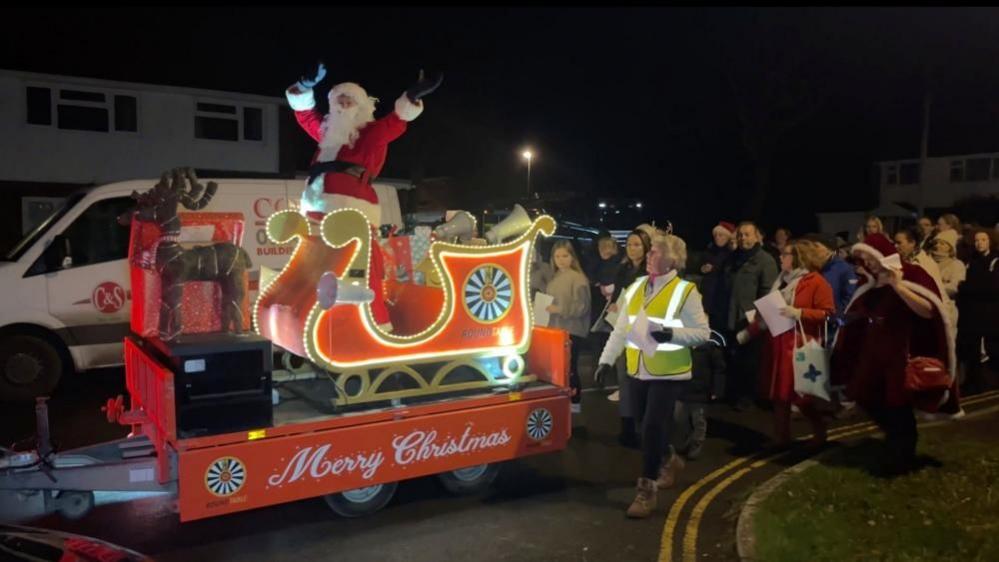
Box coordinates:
[831,233,962,475]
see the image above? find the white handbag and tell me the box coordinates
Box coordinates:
[792,319,832,401]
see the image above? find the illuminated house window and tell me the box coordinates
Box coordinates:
[195,101,263,142]
[25,86,138,133]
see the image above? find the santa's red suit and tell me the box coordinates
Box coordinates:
[286,82,424,328]
[831,233,962,419]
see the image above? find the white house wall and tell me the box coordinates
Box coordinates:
[0,74,281,185]
[879,155,999,209]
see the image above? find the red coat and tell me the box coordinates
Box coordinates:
[748,272,835,403]
[831,264,961,416]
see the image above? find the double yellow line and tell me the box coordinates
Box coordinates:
[658,389,999,562]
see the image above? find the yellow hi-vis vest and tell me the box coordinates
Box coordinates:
[624,275,695,377]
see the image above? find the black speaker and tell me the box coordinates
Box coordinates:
[144,333,273,438]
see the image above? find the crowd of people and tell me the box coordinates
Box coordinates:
[529,212,999,519]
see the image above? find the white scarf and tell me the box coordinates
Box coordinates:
[773,267,807,305]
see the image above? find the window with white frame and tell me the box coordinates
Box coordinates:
[25,85,138,133]
[965,158,991,182]
[194,101,264,142]
[899,162,919,185]
[885,163,898,185]
[949,160,965,182]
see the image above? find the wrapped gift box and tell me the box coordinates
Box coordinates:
[129,212,250,339]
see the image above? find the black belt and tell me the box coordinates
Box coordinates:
[307,161,368,185]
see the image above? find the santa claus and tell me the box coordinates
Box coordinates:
[285,63,442,330]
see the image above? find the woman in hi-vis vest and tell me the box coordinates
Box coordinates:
[594,229,711,519]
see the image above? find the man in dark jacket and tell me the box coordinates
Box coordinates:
[701,221,735,330]
[720,222,777,410]
[957,229,999,395]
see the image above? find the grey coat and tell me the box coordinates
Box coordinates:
[724,245,778,332]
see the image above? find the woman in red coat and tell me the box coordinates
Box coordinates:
[737,239,835,448]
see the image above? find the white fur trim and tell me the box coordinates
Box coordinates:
[329,82,372,104]
[394,94,423,122]
[286,85,316,111]
[850,243,884,262]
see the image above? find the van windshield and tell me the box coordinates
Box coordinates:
[4,192,85,261]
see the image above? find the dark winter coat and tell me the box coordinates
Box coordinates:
[610,258,647,304]
[680,337,727,403]
[700,243,732,322]
[957,251,999,340]
[720,244,778,332]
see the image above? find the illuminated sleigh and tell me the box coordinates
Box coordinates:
[254,208,556,406]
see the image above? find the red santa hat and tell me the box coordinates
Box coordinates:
[712,221,736,238]
[852,233,903,271]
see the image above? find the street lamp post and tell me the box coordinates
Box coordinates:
[522,150,533,199]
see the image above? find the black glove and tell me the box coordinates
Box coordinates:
[406,69,443,102]
[650,328,674,343]
[594,363,615,388]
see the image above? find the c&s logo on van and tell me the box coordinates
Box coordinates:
[92,282,126,313]
[253,197,295,256]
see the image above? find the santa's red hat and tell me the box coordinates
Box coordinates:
[852,233,902,270]
[712,221,736,237]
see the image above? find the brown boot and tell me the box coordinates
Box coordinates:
[655,454,686,489]
[626,477,658,518]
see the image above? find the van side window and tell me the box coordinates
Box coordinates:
[60,197,134,267]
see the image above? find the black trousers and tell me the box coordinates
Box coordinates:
[726,335,761,403]
[629,377,684,479]
[866,405,918,462]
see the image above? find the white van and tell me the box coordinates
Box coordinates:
[0,177,404,401]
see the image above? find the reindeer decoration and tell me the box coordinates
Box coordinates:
[120,168,252,341]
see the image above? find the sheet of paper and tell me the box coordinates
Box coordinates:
[604,305,621,328]
[533,292,555,327]
[626,309,660,357]
[753,291,795,336]
[590,299,612,332]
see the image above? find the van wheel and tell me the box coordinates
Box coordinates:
[436,463,501,495]
[57,491,94,520]
[0,334,64,401]
[323,482,398,518]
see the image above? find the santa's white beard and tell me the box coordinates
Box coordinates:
[317,105,375,162]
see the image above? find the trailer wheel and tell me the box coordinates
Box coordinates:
[323,482,397,518]
[437,463,500,495]
[57,491,94,520]
[0,333,65,402]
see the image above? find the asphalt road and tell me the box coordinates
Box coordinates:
[4,359,996,562]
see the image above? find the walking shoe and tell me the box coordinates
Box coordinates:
[626,477,658,518]
[686,441,704,460]
[655,454,686,489]
[607,390,620,402]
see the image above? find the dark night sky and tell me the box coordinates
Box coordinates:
[4,7,999,242]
